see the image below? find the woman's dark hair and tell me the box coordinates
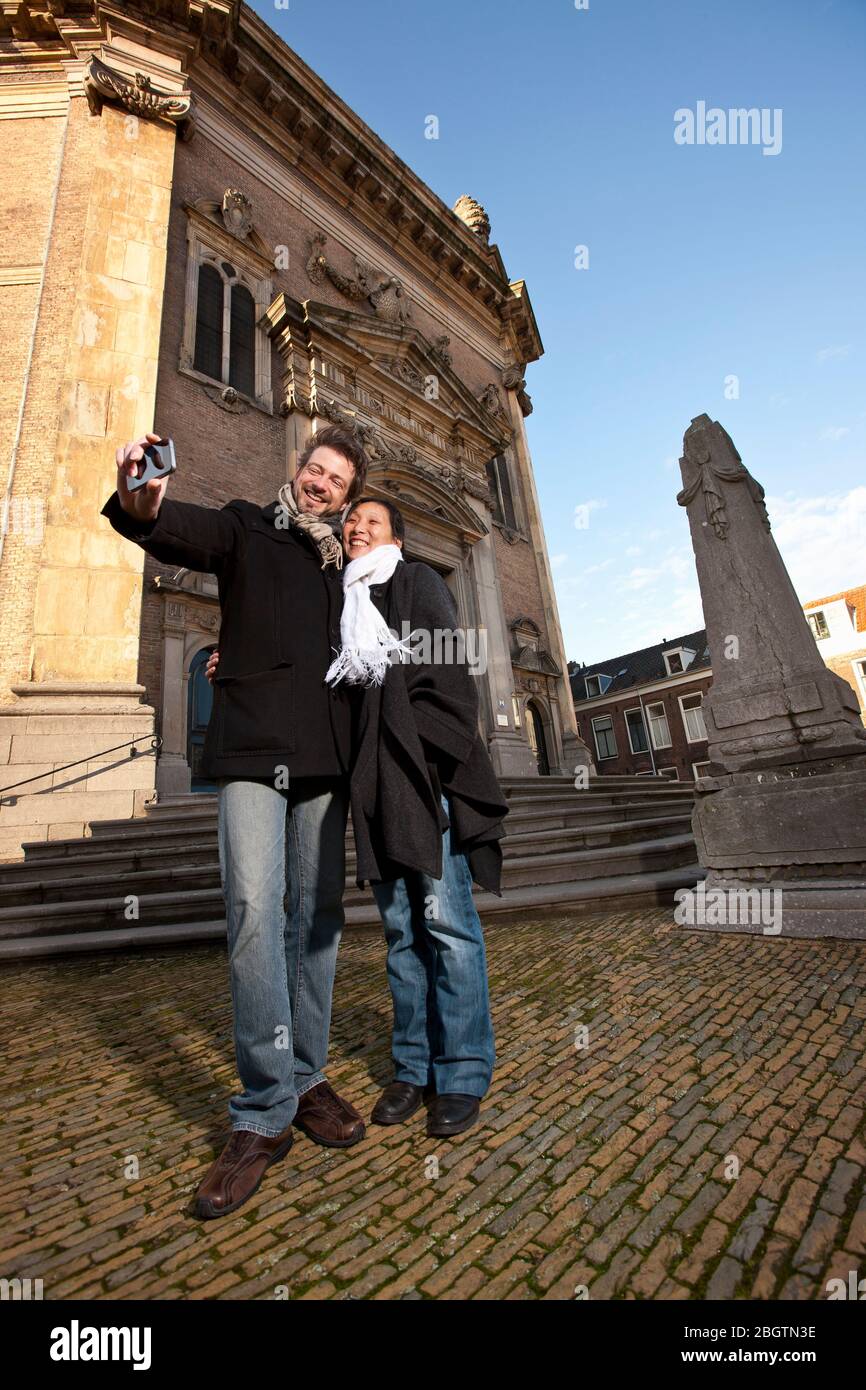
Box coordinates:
[344,495,405,544]
[298,424,369,502]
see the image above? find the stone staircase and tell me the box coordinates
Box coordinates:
[0,775,704,959]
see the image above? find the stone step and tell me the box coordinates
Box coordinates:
[502,834,697,887]
[18,793,694,864]
[0,832,697,940]
[0,863,707,960]
[0,814,696,905]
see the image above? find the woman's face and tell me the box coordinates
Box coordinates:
[342,502,402,560]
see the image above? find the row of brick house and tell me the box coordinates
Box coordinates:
[569,630,713,781]
[568,584,866,781]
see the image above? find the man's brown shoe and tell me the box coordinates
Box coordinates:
[194,1125,294,1220]
[293,1080,365,1147]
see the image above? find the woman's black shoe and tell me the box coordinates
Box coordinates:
[371,1081,425,1124]
[426,1093,481,1137]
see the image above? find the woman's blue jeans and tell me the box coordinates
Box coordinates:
[216,776,347,1136]
[371,798,495,1098]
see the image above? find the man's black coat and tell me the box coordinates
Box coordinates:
[101,492,352,780]
[353,560,509,894]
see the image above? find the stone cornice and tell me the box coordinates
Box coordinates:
[0,1,543,362]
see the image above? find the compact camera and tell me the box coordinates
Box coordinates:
[126,437,177,491]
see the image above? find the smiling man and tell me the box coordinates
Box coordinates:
[101,424,370,1219]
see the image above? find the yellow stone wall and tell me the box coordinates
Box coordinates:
[32,102,174,685]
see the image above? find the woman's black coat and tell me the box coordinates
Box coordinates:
[351,560,509,894]
[101,492,352,780]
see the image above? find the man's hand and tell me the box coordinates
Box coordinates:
[116,433,171,521]
[205,649,220,685]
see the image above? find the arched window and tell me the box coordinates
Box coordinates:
[229,283,255,397]
[191,260,256,400]
[193,263,223,381]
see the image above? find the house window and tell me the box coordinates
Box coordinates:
[485,454,518,530]
[665,652,683,674]
[679,692,708,743]
[645,700,672,750]
[807,610,830,640]
[657,766,679,780]
[584,673,611,698]
[692,760,711,779]
[591,714,617,760]
[625,707,649,754]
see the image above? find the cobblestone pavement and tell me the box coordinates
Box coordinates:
[2,908,865,1301]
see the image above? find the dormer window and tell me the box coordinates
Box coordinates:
[807,610,830,640]
[662,646,695,676]
[585,673,612,697]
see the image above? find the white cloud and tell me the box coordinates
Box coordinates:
[765,485,866,602]
[550,552,568,569]
[819,425,851,442]
[816,345,851,362]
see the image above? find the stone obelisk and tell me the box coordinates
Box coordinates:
[676,414,866,939]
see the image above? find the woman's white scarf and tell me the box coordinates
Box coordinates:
[325,543,413,687]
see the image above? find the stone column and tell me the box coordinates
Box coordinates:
[675,414,866,938]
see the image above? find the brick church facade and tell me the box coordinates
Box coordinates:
[0,0,590,858]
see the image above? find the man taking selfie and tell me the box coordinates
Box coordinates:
[101,425,369,1219]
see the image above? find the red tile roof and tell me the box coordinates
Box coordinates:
[803,584,866,633]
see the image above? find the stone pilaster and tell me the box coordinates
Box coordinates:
[0,41,191,854]
[505,390,595,775]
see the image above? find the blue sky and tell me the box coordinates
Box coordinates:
[252,0,865,665]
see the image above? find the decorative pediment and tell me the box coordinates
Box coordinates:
[374,463,489,546]
[264,292,513,454]
[510,616,561,677]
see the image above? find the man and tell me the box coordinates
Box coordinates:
[102,424,369,1219]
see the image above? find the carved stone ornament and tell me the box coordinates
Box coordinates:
[431,335,453,369]
[306,233,412,324]
[84,56,195,139]
[479,382,507,420]
[676,428,771,540]
[453,195,491,245]
[369,277,412,326]
[389,357,425,391]
[203,383,249,414]
[314,397,475,493]
[221,189,253,240]
[503,365,533,417]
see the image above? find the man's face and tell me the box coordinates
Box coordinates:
[292,446,355,517]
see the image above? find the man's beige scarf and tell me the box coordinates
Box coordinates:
[276,481,344,570]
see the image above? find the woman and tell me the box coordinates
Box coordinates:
[209,496,508,1138]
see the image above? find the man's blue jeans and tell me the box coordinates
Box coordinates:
[371,799,495,1098]
[216,776,347,1136]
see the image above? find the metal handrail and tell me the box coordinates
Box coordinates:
[0,735,163,796]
